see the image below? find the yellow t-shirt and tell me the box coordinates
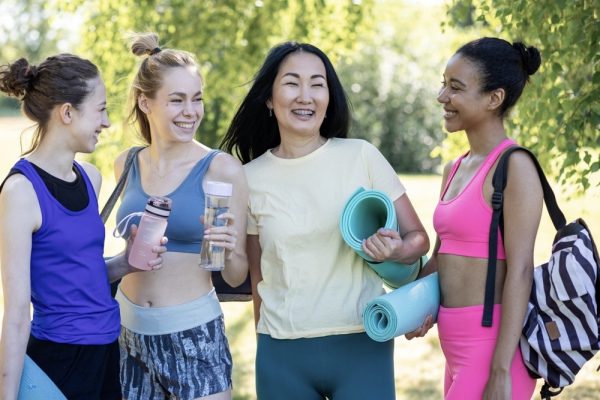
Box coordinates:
[245,138,406,339]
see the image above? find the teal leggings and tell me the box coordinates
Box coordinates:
[256,333,395,400]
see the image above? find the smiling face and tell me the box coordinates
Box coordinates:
[142,66,204,143]
[437,54,490,133]
[69,76,110,153]
[267,51,329,139]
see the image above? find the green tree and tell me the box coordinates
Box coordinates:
[0,0,76,114]
[56,0,374,172]
[445,0,600,192]
[338,2,452,173]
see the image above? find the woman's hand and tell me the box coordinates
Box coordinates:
[362,228,404,262]
[404,314,435,340]
[124,224,168,271]
[202,212,238,257]
[483,370,511,400]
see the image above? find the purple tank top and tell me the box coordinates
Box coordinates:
[13,159,120,344]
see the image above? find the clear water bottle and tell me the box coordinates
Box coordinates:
[199,181,233,271]
[128,196,172,270]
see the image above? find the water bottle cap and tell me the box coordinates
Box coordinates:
[145,196,172,217]
[205,181,233,197]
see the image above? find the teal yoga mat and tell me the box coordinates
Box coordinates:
[363,272,440,342]
[18,355,66,400]
[339,187,421,288]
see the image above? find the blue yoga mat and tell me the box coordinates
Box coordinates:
[363,272,440,342]
[339,187,422,288]
[18,355,66,400]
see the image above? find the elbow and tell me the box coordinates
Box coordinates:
[223,257,249,288]
[417,230,430,258]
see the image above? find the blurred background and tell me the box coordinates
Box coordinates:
[1,0,598,398]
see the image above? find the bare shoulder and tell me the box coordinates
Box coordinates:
[505,150,540,186]
[503,150,543,203]
[79,160,102,182]
[0,173,39,214]
[208,152,245,181]
[114,148,135,177]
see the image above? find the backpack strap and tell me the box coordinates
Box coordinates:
[482,146,566,326]
[100,146,145,224]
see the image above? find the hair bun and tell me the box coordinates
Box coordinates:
[512,42,541,76]
[25,65,39,80]
[0,58,35,98]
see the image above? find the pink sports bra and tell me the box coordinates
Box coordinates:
[433,138,515,260]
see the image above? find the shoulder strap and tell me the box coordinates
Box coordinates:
[100,146,145,224]
[482,146,566,326]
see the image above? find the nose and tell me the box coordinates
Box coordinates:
[437,86,448,104]
[297,84,312,104]
[182,100,195,117]
[102,111,111,128]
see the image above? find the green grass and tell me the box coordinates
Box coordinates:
[1,117,599,399]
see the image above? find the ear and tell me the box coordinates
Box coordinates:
[487,88,505,112]
[265,98,273,110]
[58,103,73,124]
[138,94,150,114]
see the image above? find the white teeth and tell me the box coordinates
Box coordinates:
[444,111,457,118]
[174,122,194,129]
[293,110,314,116]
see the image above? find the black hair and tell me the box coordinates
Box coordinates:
[0,54,99,155]
[456,37,541,116]
[221,41,350,164]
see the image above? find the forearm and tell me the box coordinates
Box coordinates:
[105,253,131,283]
[1,316,31,400]
[222,251,249,288]
[418,253,439,278]
[392,229,429,264]
[492,266,533,370]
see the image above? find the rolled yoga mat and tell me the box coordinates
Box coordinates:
[339,187,422,288]
[18,355,66,400]
[363,272,440,342]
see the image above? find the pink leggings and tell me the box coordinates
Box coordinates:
[438,304,536,400]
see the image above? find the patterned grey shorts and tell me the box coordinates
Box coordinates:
[119,315,232,400]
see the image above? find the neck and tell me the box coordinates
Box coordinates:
[465,118,507,157]
[26,129,77,180]
[146,139,202,176]
[273,134,327,159]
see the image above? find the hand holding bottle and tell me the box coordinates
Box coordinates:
[125,224,169,272]
[199,181,236,271]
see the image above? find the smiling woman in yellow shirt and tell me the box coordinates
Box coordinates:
[222,41,429,400]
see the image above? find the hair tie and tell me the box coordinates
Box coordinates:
[149,47,162,56]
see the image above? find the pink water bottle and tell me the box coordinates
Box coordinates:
[128,196,172,270]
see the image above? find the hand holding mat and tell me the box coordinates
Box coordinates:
[363,272,440,342]
[339,187,422,288]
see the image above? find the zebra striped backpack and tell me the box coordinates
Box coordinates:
[483,146,600,399]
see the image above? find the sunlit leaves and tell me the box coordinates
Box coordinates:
[447,0,600,193]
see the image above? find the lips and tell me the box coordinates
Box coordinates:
[443,109,457,118]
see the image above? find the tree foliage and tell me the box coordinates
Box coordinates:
[446,0,600,192]
[54,0,374,172]
[339,3,451,173]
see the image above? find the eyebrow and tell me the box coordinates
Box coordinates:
[168,91,203,97]
[448,78,466,87]
[282,72,326,80]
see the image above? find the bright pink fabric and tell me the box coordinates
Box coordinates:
[438,304,536,400]
[433,138,515,259]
